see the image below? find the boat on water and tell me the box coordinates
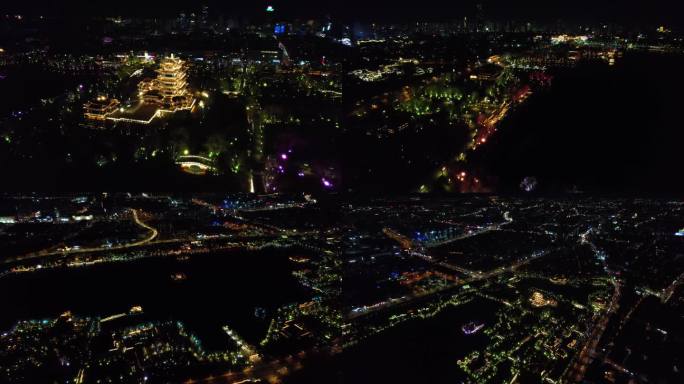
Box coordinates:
[462,321,485,335]
[170,272,187,281]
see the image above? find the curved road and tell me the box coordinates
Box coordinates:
[3,209,158,264]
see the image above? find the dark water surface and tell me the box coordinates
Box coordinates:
[287,298,501,384]
[475,52,684,194]
[0,249,310,349]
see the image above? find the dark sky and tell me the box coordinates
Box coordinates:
[5,1,682,27]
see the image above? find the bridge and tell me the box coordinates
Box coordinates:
[176,155,217,175]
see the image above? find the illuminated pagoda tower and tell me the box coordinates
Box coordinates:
[139,55,194,112]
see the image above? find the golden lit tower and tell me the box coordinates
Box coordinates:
[157,56,188,100]
[140,55,194,112]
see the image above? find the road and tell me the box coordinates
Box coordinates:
[184,345,338,384]
[347,249,552,320]
[565,226,622,382]
[566,278,621,382]
[4,209,158,264]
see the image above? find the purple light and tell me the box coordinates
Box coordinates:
[462,322,484,335]
[281,153,288,160]
[297,171,305,177]
[322,178,333,188]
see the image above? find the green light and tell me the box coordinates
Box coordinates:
[266,5,275,12]
[183,149,190,155]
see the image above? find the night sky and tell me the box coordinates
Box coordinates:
[4,0,682,26]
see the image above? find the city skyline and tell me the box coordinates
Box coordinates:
[3,1,682,26]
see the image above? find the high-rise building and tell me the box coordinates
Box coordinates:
[177,13,190,33]
[475,3,485,33]
[199,4,209,28]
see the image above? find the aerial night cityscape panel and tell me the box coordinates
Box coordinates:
[0,1,683,383]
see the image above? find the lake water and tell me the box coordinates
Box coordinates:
[286,298,501,383]
[473,52,684,194]
[0,248,311,349]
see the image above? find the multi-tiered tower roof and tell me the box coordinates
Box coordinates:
[83,55,196,127]
[139,55,194,112]
[157,56,188,102]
